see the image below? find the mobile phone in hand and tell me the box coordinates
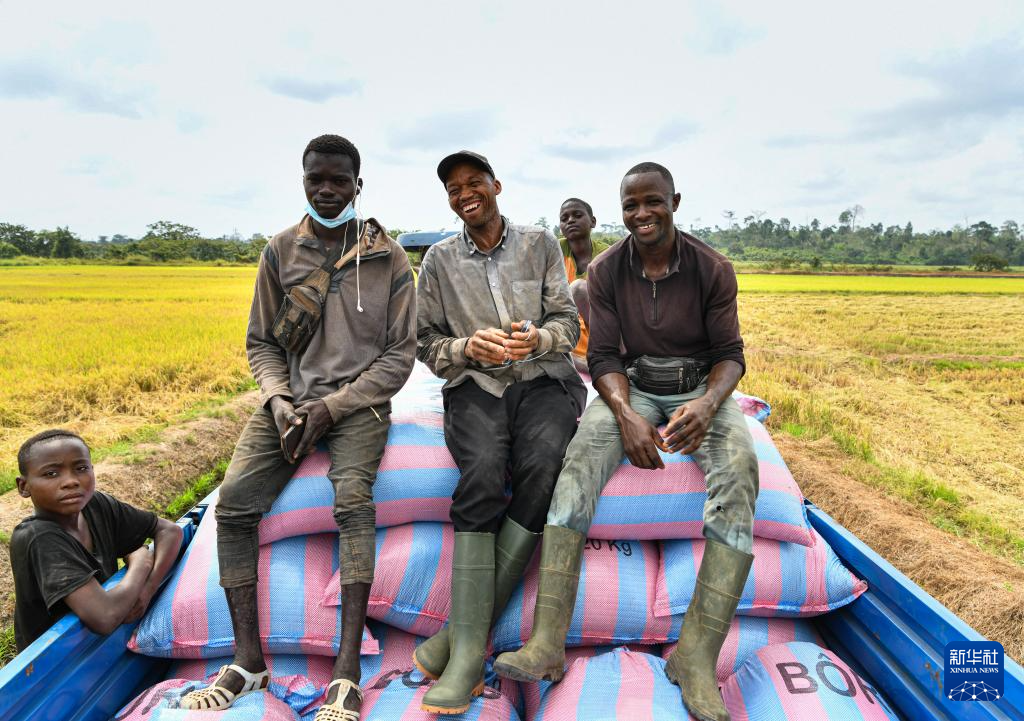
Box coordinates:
[282,424,302,460]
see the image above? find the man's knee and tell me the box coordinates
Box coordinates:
[334,502,376,533]
[215,475,263,531]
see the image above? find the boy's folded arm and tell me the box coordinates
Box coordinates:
[63,547,153,635]
[136,519,183,612]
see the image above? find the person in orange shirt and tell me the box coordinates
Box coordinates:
[558,198,610,372]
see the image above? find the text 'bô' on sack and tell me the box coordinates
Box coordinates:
[654,531,867,621]
[129,506,378,659]
[722,642,900,720]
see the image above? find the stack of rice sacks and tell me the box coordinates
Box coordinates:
[123,362,890,721]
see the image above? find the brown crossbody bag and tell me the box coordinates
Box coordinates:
[271,221,362,354]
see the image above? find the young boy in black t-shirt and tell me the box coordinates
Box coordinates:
[10,429,183,651]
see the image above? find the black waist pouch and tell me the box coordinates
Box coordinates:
[626,355,710,395]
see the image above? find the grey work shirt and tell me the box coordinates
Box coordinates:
[416,218,581,397]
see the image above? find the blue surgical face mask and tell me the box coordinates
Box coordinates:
[306,199,357,229]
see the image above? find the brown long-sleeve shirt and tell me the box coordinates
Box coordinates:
[586,230,746,383]
[247,215,417,422]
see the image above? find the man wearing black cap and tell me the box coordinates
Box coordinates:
[414,151,586,714]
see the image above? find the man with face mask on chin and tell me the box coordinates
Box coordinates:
[495,162,758,721]
[414,151,586,715]
[182,134,416,720]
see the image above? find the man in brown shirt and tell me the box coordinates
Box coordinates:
[496,162,758,721]
[183,134,416,719]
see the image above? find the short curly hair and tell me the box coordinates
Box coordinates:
[302,134,361,176]
[18,429,89,475]
[623,162,674,193]
[561,197,594,218]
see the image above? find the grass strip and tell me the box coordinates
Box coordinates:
[163,460,228,520]
[777,416,1024,565]
[0,626,15,668]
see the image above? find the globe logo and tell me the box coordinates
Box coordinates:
[948,681,1001,702]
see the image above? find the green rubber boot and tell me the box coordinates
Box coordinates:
[665,538,754,721]
[420,532,495,715]
[413,518,539,680]
[492,525,585,683]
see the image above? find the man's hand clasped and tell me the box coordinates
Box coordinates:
[663,397,715,456]
[271,396,335,461]
[618,408,667,470]
[465,321,538,365]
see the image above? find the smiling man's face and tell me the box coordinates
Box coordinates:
[620,171,681,248]
[445,162,502,230]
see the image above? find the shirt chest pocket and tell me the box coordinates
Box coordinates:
[510,279,543,324]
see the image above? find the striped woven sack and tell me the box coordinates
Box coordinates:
[654,531,867,620]
[492,536,668,651]
[530,648,686,721]
[516,644,658,721]
[171,624,424,688]
[258,364,806,547]
[360,673,521,721]
[589,414,812,545]
[722,642,900,720]
[129,508,378,658]
[326,524,668,648]
[113,678,300,721]
[661,616,823,681]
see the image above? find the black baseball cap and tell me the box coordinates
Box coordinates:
[436,150,495,183]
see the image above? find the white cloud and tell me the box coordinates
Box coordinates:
[0,0,1021,239]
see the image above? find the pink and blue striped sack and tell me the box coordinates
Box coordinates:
[722,642,900,720]
[130,508,378,658]
[258,364,809,547]
[113,678,301,721]
[517,644,658,720]
[530,648,687,721]
[660,616,823,681]
[169,626,428,719]
[360,673,520,721]
[588,415,813,545]
[492,537,671,651]
[340,523,456,637]
[328,524,671,648]
[519,619,821,719]
[654,532,867,619]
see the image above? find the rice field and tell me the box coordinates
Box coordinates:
[1,265,1022,563]
[0,266,256,491]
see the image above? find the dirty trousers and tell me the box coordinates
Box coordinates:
[443,376,583,534]
[546,383,759,553]
[215,403,390,588]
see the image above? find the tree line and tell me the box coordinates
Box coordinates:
[0,221,270,264]
[3,208,1022,270]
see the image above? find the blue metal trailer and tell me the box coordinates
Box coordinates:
[0,497,1020,720]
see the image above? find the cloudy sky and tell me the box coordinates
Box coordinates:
[1,0,1022,240]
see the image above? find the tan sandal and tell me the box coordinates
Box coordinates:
[313,678,363,721]
[180,664,270,711]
